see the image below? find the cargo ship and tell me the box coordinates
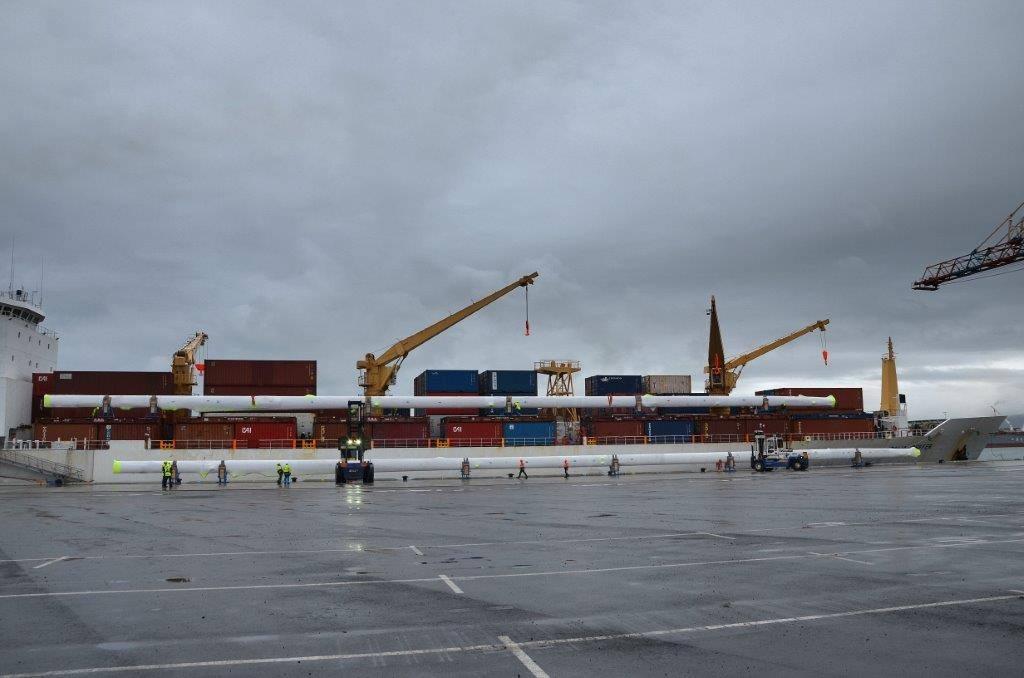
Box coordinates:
[2,291,1010,482]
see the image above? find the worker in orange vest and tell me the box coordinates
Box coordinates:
[562,458,570,479]
[517,458,528,479]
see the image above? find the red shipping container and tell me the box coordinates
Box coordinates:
[700,418,745,437]
[38,371,174,395]
[743,417,791,436]
[233,419,297,448]
[417,392,479,416]
[174,421,235,440]
[370,419,429,440]
[443,420,503,442]
[204,385,315,396]
[33,422,98,441]
[203,360,316,388]
[98,422,163,441]
[792,418,875,435]
[587,419,643,438]
[314,421,349,441]
[756,387,864,412]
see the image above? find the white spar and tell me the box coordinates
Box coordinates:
[112,447,920,475]
[47,393,837,412]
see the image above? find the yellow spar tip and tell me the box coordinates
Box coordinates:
[910,447,921,458]
[43,394,52,408]
[828,395,837,407]
[112,460,122,474]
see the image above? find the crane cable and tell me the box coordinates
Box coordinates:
[524,285,530,336]
[819,328,828,366]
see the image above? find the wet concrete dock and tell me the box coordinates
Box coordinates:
[1,463,1023,676]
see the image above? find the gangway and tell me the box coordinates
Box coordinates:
[0,446,85,484]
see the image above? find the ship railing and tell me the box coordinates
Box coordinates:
[0,447,85,481]
[21,439,111,451]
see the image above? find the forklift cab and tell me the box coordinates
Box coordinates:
[750,430,808,472]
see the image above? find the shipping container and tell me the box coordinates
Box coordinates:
[756,387,864,412]
[584,375,644,396]
[415,391,479,416]
[586,419,644,438]
[658,407,712,415]
[34,371,175,395]
[503,420,556,444]
[480,406,541,416]
[792,417,875,435]
[99,421,164,441]
[700,418,746,437]
[314,421,349,442]
[743,417,790,436]
[203,360,316,388]
[642,375,692,395]
[203,385,316,396]
[33,422,98,442]
[174,421,235,441]
[414,370,479,394]
[443,420,503,442]
[478,370,537,395]
[644,419,695,438]
[370,419,429,441]
[233,419,297,448]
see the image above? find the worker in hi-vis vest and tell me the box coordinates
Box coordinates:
[275,462,283,486]
[282,463,292,486]
[161,460,173,490]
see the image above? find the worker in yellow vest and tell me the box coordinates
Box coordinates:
[161,460,173,490]
[282,462,292,486]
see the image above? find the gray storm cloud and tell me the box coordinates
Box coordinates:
[2,0,1023,418]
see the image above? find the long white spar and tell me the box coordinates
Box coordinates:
[113,447,919,475]
[46,393,836,412]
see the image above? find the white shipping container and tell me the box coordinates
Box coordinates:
[643,375,692,395]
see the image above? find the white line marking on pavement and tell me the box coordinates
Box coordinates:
[32,557,68,570]
[700,532,736,540]
[438,574,463,594]
[499,635,550,678]
[4,537,1023,600]
[0,593,1018,677]
[409,545,424,556]
[809,552,874,566]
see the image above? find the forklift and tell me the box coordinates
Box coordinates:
[337,400,374,483]
[749,429,808,472]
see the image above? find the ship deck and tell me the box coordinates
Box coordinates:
[1,462,1023,676]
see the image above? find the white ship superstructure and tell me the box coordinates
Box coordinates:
[1,289,58,440]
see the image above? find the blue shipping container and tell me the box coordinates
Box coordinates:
[503,421,556,443]
[584,375,644,396]
[479,370,537,395]
[658,407,712,415]
[414,370,479,394]
[644,420,695,438]
[481,407,541,416]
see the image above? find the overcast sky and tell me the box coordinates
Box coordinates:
[3,1,1023,419]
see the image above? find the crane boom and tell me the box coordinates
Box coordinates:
[913,200,1024,290]
[357,272,538,396]
[172,331,208,396]
[723,318,829,371]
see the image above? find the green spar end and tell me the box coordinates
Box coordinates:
[910,447,921,458]
[43,394,52,408]
[828,395,837,408]
[112,460,122,474]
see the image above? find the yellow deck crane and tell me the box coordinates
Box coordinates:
[172,331,208,396]
[357,273,538,396]
[704,296,829,395]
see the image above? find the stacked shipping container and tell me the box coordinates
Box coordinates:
[32,371,174,421]
[414,370,479,415]
[203,359,316,396]
[478,370,539,416]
